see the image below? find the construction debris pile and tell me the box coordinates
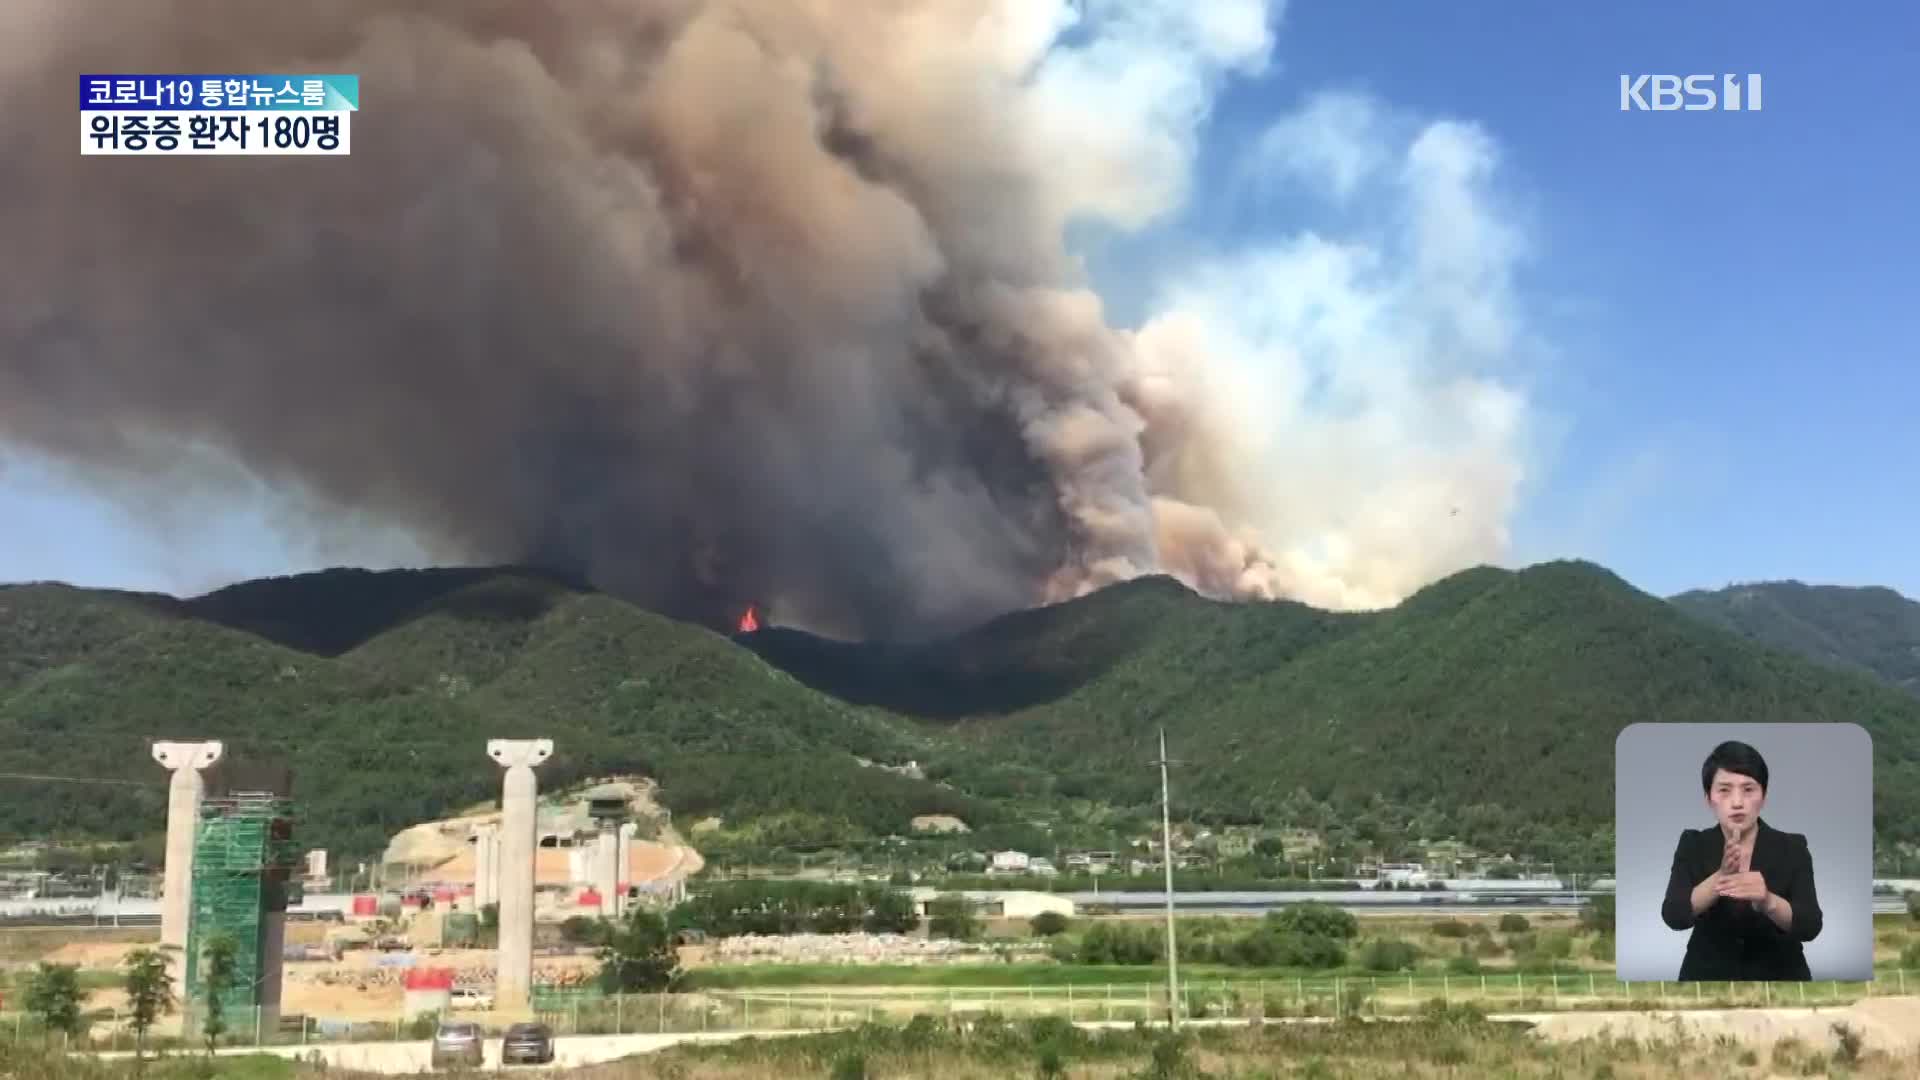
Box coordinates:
[708,933,1048,966]
[282,956,596,994]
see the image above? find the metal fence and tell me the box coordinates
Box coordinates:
[5,970,1915,1050]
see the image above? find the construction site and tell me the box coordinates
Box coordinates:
[15,738,707,1037]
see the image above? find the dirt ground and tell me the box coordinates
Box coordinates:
[1528,995,1920,1057]
[281,949,602,1019]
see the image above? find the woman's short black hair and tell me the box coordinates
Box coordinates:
[1701,740,1769,794]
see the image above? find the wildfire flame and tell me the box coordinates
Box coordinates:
[737,605,760,634]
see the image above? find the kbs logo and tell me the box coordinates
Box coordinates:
[1620,74,1763,112]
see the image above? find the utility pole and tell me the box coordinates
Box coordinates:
[1154,727,1180,1030]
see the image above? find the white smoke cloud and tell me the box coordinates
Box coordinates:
[1243,89,1388,202]
[1028,0,1279,228]
[1125,92,1535,610]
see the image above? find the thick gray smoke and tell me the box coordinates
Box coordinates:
[0,1,1530,638]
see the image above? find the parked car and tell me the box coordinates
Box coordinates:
[501,1022,555,1065]
[430,1021,484,1069]
[450,987,494,1011]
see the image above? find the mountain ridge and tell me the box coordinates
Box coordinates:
[3,561,1917,869]
[1670,579,1920,698]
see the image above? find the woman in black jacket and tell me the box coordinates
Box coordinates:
[1661,740,1822,980]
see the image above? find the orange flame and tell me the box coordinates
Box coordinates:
[737,605,760,633]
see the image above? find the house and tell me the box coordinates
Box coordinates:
[1422,840,1477,877]
[909,888,1075,921]
[989,851,1031,874]
[1215,830,1257,859]
[1374,862,1429,888]
[1279,829,1323,860]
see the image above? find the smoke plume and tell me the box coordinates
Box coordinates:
[0,1,1532,639]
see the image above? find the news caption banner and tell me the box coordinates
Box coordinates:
[81,74,358,155]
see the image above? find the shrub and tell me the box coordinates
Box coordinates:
[1498,914,1531,934]
[1446,955,1482,975]
[1589,934,1615,962]
[1142,1033,1190,1080]
[1360,939,1421,973]
[1074,923,1161,965]
[1429,919,1471,939]
[560,915,608,945]
[1537,932,1575,960]
[1338,982,1373,1018]
[928,894,982,942]
[1900,941,1920,970]
[596,909,680,993]
[1579,894,1616,935]
[406,1012,439,1039]
[1275,932,1347,970]
[23,963,85,1038]
[1832,1022,1863,1065]
[1266,903,1359,940]
[672,880,918,937]
[1029,911,1070,937]
[1416,998,1486,1024]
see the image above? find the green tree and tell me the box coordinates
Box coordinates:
[862,883,920,934]
[24,962,85,1039]
[596,908,680,994]
[198,934,239,1053]
[927,894,981,941]
[122,947,176,1064]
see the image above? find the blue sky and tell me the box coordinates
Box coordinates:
[1085,0,1919,600]
[3,1,1915,604]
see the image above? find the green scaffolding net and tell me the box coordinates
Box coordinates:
[185,793,298,1024]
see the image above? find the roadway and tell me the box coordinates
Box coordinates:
[1068,890,1913,917]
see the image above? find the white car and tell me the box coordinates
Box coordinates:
[450,987,494,1011]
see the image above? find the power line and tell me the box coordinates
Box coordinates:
[0,771,160,788]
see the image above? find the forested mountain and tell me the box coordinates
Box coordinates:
[4,561,1918,869]
[0,571,948,858]
[1671,580,1920,698]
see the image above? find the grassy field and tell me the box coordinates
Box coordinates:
[0,928,157,965]
[7,1009,1920,1079]
[602,1014,1920,1079]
